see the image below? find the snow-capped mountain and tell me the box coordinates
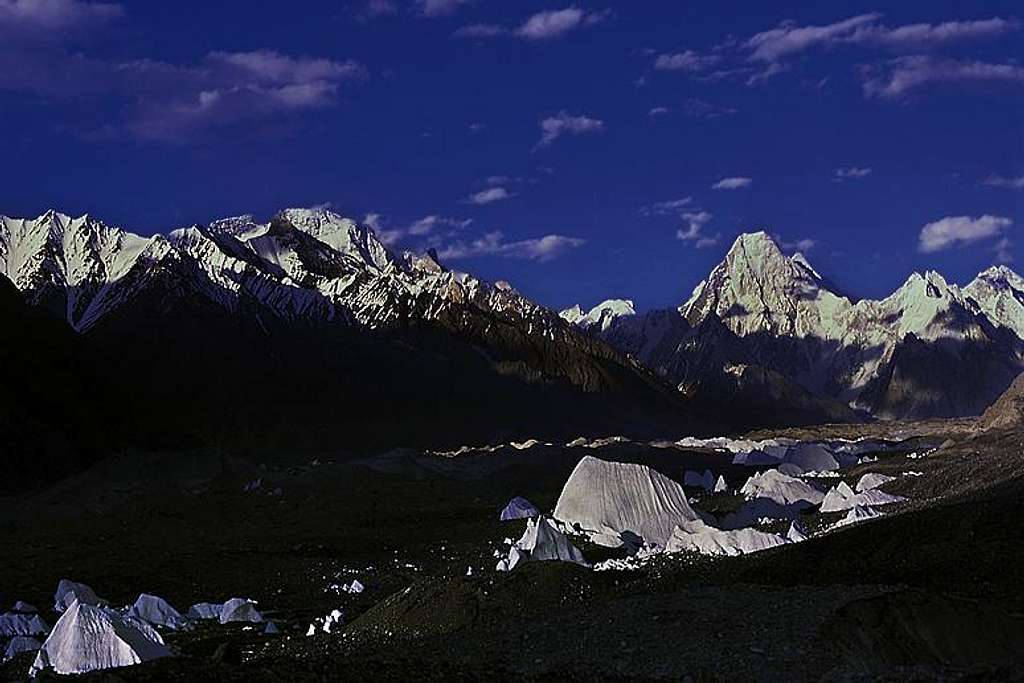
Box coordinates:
[1,207,715,459]
[0,208,581,339]
[566,231,1024,419]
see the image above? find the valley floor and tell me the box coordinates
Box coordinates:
[1,421,1022,681]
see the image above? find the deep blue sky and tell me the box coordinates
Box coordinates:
[1,0,1022,310]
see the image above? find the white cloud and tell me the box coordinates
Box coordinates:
[466,187,513,205]
[746,13,881,63]
[995,238,1014,263]
[364,213,404,245]
[408,214,472,236]
[863,56,1024,98]
[648,106,670,117]
[745,14,1015,64]
[438,231,585,261]
[680,98,738,119]
[775,234,817,252]
[677,211,716,247]
[357,0,398,20]
[918,214,1012,253]
[0,0,123,31]
[712,176,752,190]
[653,50,720,72]
[983,174,1024,189]
[418,0,472,17]
[535,111,604,149]
[453,23,506,39]
[516,8,608,40]
[833,166,872,181]
[640,197,693,216]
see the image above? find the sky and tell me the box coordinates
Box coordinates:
[0,0,1022,311]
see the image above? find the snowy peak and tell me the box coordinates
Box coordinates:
[562,299,637,332]
[965,264,1024,339]
[680,231,847,338]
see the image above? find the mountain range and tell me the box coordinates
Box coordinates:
[0,208,709,487]
[563,231,1024,421]
[3,210,1021,487]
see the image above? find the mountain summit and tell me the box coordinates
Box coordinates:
[568,231,1024,419]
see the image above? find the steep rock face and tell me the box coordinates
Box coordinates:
[979,372,1024,430]
[568,232,1024,420]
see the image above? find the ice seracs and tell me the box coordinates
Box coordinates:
[856,472,897,492]
[53,579,104,612]
[496,516,588,571]
[3,635,41,663]
[553,456,701,548]
[499,496,541,521]
[666,519,788,557]
[740,469,825,508]
[128,594,187,630]
[30,600,171,676]
[219,598,262,624]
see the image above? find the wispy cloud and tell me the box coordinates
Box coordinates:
[982,174,1024,189]
[653,50,720,72]
[455,7,609,41]
[417,0,473,17]
[677,211,717,248]
[680,98,738,119]
[640,197,693,217]
[775,235,817,252]
[364,213,403,245]
[408,214,473,236]
[355,0,398,21]
[745,14,1015,65]
[863,55,1024,98]
[0,9,368,144]
[712,176,752,190]
[438,231,585,261]
[465,186,513,205]
[918,214,1012,253]
[995,238,1014,263]
[453,23,505,38]
[833,166,872,182]
[648,106,670,117]
[0,0,123,32]
[535,111,604,149]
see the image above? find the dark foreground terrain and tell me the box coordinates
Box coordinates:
[1,421,1023,681]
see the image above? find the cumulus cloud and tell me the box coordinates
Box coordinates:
[712,176,752,190]
[438,231,586,261]
[653,50,720,72]
[465,187,513,205]
[535,111,604,149]
[863,55,1024,98]
[677,211,717,248]
[982,174,1024,189]
[918,214,1012,253]
[833,166,872,181]
[0,0,123,32]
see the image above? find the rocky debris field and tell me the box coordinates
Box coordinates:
[2,423,1023,681]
